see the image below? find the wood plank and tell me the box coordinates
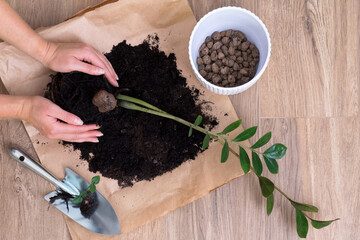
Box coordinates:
[1,0,359,239]
[260,0,359,118]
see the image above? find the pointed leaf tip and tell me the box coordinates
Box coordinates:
[264,143,287,159]
[202,134,210,149]
[251,132,272,149]
[311,218,340,229]
[264,156,279,174]
[291,200,319,213]
[91,175,100,184]
[219,119,242,135]
[252,152,263,176]
[296,210,309,238]
[239,147,250,173]
[258,176,274,198]
[221,140,229,163]
[267,193,274,216]
[233,126,258,142]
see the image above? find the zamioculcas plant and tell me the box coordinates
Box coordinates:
[109,93,339,238]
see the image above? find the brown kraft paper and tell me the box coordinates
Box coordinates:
[0,0,248,238]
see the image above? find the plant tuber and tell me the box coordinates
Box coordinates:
[92,90,117,113]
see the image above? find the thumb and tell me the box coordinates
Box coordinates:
[53,106,83,125]
[72,60,106,76]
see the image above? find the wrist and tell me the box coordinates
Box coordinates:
[0,95,31,120]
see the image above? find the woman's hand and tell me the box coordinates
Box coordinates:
[41,42,119,87]
[22,96,102,143]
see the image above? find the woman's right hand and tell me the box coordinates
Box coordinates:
[22,96,102,143]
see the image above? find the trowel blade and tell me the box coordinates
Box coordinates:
[44,168,121,235]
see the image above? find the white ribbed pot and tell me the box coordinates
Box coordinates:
[189,7,271,95]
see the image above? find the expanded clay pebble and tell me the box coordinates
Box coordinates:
[197,29,260,88]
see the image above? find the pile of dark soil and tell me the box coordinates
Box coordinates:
[46,36,217,187]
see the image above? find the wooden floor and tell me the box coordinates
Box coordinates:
[1,0,359,239]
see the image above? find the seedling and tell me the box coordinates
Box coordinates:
[72,175,100,204]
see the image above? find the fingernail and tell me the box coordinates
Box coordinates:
[96,132,104,137]
[95,125,101,129]
[74,118,83,125]
[116,74,119,80]
[115,81,119,87]
[92,139,99,143]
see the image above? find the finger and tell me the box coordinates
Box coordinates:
[72,60,106,76]
[61,137,99,143]
[82,50,119,87]
[95,51,118,81]
[54,121,100,134]
[53,130,103,141]
[51,105,84,125]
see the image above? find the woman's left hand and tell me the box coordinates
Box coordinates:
[41,42,119,87]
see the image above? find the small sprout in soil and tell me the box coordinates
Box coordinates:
[92,90,117,112]
[70,175,100,217]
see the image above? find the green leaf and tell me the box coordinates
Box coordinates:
[251,132,272,149]
[258,176,274,198]
[72,195,83,204]
[221,140,229,163]
[239,147,250,173]
[91,176,100,184]
[90,184,96,193]
[252,152,263,175]
[189,115,203,137]
[194,115,203,126]
[291,200,319,213]
[219,119,242,135]
[263,156,279,174]
[296,210,309,238]
[311,218,340,229]
[264,143,287,159]
[233,126,258,142]
[80,191,87,198]
[188,127,193,137]
[266,193,274,216]
[202,134,210,149]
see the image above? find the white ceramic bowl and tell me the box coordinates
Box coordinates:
[189,7,271,95]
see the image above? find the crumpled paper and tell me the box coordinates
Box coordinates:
[0,0,247,238]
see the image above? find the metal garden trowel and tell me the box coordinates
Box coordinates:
[8,147,121,235]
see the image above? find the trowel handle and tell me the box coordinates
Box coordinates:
[8,147,80,196]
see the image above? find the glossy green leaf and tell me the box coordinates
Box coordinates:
[194,115,203,126]
[221,140,229,163]
[267,193,274,216]
[90,184,96,193]
[264,143,287,159]
[311,218,340,229]
[202,134,210,149]
[252,152,262,175]
[80,191,87,198]
[264,156,279,174]
[233,126,258,142]
[219,119,242,135]
[258,176,274,198]
[91,175,100,184]
[291,200,319,213]
[239,147,250,173]
[72,195,83,204]
[251,132,272,149]
[296,210,308,238]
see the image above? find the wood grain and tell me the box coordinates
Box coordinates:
[259,0,359,118]
[1,0,359,239]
